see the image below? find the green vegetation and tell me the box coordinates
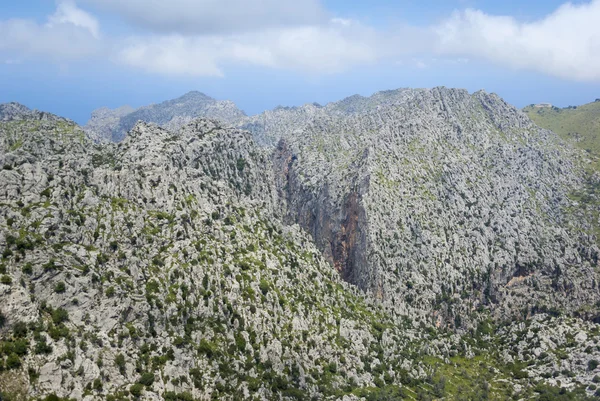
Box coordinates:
[524,101,600,170]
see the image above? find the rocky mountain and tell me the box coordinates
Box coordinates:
[241,89,418,147]
[275,88,600,326]
[84,89,416,147]
[0,103,71,124]
[84,92,246,142]
[84,106,135,143]
[1,89,600,400]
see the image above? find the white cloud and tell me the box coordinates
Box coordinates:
[81,0,326,34]
[2,0,600,83]
[435,0,600,81]
[49,0,100,38]
[0,1,101,62]
[0,18,101,61]
[119,36,224,77]
[119,19,381,76]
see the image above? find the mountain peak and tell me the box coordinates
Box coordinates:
[0,102,69,123]
[85,91,246,142]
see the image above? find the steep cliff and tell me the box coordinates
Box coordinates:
[273,88,600,327]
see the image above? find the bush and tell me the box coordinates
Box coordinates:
[54,282,66,293]
[130,383,144,397]
[12,321,28,338]
[138,372,155,386]
[164,392,194,401]
[105,286,116,297]
[589,359,599,371]
[259,279,270,295]
[22,263,33,275]
[198,339,216,358]
[6,352,21,369]
[115,353,126,374]
[51,308,69,324]
[1,275,12,285]
[35,337,53,354]
[13,338,29,356]
[93,378,103,391]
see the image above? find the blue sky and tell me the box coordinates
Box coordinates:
[1,0,599,124]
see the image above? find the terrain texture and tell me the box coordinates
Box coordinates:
[0,89,599,400]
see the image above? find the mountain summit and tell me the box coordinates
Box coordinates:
[85,91,246,142]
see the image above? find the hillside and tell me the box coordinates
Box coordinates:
[275,88,600,325]
[524,100,600,170]
[1,91,600,400]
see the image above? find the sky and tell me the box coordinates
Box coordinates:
[1,0,600,124]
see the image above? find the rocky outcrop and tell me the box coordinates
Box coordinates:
[85,91,246,142]
[0,113,429,400]
[84,105,135,142]
[272,87,600,327]
[0,102,70,123]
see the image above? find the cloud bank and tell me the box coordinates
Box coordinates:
[0,1,101,62]
[119,19,381,76]
[1,0,599,82]
[435,1,600,81]
[81,0,327,34]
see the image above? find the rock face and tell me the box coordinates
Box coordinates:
[84,92,246,142]
[84,106,135,143]
[0,111,429,400]
[1,88,600,400]
[272,88,600,326]
[242,90,415,147]
[0,103,70,123]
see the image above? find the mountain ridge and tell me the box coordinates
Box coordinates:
[1,88,600,399]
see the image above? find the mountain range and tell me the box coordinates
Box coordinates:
[1,89,599,400]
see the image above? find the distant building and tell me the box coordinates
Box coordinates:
[534,103,553,108]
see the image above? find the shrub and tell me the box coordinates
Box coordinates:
[115,353,126,374]
[164,392,194,401]
[22,263,33,275]
[43,259,58,271]
[51,308,69,324]
[259,279,270,295]
[589,360,599,371]
[1,275,12,285]
[105,286,116,297]
[198,339,216,358]
[13,338,29,356]
[237,158,246,172]
[93,378,103,391]
[130,383,144,397]
[138,372,155,386]
[54,282,66,293]
[13,321,28,338]
[6,352,21,369]
[35,338,53,354]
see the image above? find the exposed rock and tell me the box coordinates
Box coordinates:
[1,88,600,400]
[84,92,246,142]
